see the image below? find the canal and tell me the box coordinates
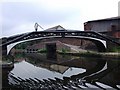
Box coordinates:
[2,52,120,90]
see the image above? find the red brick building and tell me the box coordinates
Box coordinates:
[84,16,120,39]
[84,16,120,50]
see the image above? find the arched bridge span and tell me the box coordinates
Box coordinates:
[1,30,120,55]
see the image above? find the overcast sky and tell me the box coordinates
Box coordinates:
[1,0,119,37]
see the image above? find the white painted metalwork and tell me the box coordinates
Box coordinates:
[7,35,106,55]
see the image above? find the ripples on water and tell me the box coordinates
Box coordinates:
[2,53,120,90]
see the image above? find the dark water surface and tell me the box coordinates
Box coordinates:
[2,53,120,90]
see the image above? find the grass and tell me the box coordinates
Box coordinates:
[61,48,70,53]
[37,47,120,58]
[108,46,120,52]
[2,55,14,63]
[38,48,47,53]
[57,50,102,57]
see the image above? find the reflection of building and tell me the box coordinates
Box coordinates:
[26,55,70,74]
[26,53,99,72]
[38,63,69,74]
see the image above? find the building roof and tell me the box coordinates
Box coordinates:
[85,16,120,23]
[45,25,66,31]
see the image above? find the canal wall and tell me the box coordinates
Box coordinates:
[26,40,71,53]
[24,38,98,52]
[58,51,120,59]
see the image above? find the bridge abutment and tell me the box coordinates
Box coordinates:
[2,45,7,56]
[1,38,7,56]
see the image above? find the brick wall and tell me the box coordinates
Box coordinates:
[26,38,98,52]
[26,40,71,51]
[84,19,120,38]
[112,31,120,38]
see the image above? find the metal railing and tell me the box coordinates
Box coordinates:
[1,30,120,47]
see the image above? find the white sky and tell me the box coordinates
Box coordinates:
[0,0,120,37]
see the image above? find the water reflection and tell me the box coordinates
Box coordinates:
[2,53,120,89]
[11,60,86,81]
[2,55,14,89]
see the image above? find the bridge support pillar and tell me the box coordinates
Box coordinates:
[1,38,7,56]
[46,43,57,60]
[2,45,7,56]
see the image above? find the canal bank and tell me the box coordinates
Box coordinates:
[57,51,120,59]
[10,48,120,59]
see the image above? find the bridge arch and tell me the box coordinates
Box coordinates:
[7,35,106,55]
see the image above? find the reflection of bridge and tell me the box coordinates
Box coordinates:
[1,30,120,55]
[8,55,120,89]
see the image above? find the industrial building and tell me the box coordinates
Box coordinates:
[84,16,120,39]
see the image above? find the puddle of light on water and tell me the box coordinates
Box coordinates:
[63,67,86,77]
[11,60,86,80]
[116,85,120,89]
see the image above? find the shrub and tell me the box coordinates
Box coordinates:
[61,48,70,53]
[108,46,120,52]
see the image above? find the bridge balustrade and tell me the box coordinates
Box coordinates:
[1,30,120,55]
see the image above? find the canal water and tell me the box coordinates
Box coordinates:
[2,53,120,90]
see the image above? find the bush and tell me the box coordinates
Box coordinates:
[108,46,120,52]
[61,48,70,53]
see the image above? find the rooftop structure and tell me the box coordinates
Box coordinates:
[45,25,66,31]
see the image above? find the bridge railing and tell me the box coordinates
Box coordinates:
[1,30,120,47]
